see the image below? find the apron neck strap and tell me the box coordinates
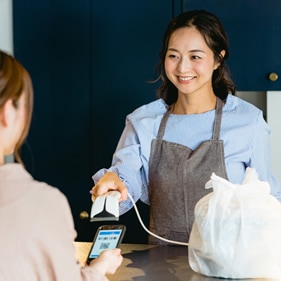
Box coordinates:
[157,97,224,140]
[156,106,172,139]
[212,97,223,140]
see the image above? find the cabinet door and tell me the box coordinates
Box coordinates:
[90,0,172,243]
[13,0,94,241]
[90,1,172,169]
[13,0,173,242]
[183,0,281,91]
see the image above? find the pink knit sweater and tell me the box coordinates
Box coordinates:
[0,163,107,281]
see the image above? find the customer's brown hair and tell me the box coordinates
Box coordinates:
[0,50,33,163]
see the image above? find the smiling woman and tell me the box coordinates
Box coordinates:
[90,9,281,246]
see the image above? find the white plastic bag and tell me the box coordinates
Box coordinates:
[188,168,281,279]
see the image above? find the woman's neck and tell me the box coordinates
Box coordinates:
[173,94,217,114]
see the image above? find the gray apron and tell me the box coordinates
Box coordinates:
[148,98,228,245]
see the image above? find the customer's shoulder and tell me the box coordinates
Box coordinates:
[32,179,69,206]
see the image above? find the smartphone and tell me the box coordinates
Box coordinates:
[86,225,126,264]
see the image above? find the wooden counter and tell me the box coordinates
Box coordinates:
[75,242,270,281]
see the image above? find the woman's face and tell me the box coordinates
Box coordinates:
[164,26,221,98]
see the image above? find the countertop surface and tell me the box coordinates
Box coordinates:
[75,242,271,281]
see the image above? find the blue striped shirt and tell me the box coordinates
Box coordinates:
[93,94,281,213]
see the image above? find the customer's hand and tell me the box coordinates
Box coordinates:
[89,248,123,275]
[91,172,128,202]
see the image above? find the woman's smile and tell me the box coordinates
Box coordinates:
[178,75,196,82]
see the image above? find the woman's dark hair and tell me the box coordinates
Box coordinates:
[156,9,235,105]
[0,50,34,163]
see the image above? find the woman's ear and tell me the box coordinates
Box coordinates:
[0,99,14,127]
[220,50,226,59]
[214,50,226,70]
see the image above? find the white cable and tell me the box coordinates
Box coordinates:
[127,192,189,246]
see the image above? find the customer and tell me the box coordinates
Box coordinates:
[0,50,122,280]
[91,10,281,244]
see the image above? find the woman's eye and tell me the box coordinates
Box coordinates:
[168,54,178,59]
[191,55,201,60]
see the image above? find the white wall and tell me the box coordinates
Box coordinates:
[0,0,13,54]
[267,91,281,183]
[236,91,266,115]
[0,0,14,163]
[237,91,281,183]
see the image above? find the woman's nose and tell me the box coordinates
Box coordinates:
[177,57,190,72]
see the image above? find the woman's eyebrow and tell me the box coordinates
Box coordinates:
[167,48,205,54]
[189,49,205,53]
[167,48,179,52]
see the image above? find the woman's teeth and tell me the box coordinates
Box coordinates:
[179,76,194,81]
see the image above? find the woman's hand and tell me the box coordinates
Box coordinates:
[89,248,123,275]
[91,172,128,202]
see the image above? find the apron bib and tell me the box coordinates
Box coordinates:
[148,98,228,244]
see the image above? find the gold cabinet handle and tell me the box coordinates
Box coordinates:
[269,72,279,82]
[79,211,89,220]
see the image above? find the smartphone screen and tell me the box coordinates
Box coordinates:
[86,225,126,264]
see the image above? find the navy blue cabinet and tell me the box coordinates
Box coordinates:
[13,1,94,240]
[13,0,173,242]
[89,1,173,243]
[90,0,171,175]
[183,0,281,91]
[13,0,281,242]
